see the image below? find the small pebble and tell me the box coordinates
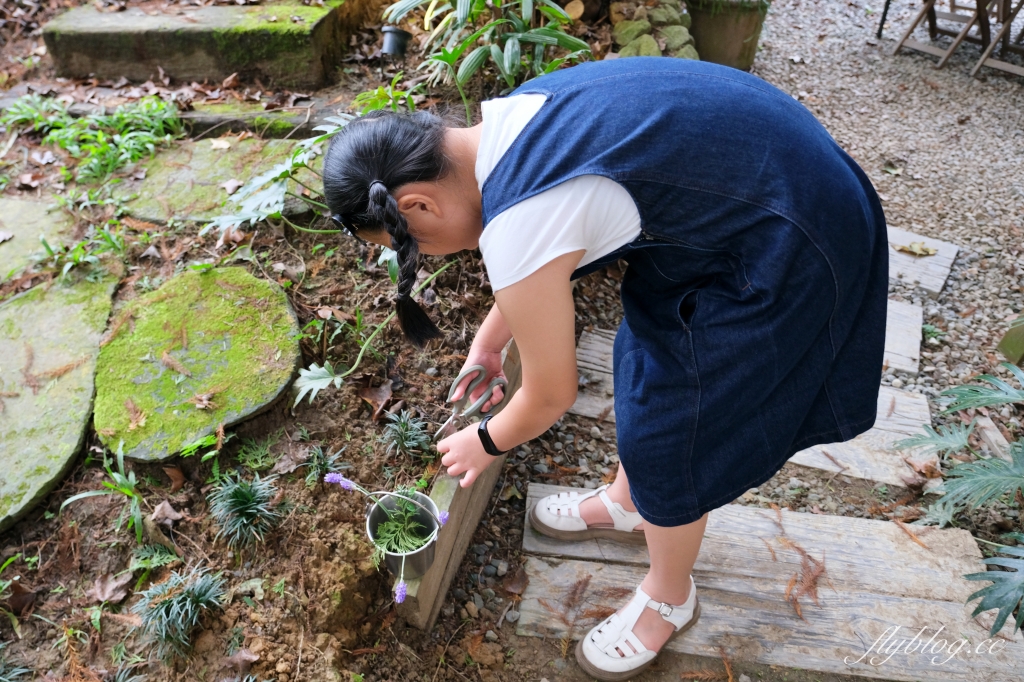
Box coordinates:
[505,610,521,623]
[496,560,509,577]
[483,565,497,577]
[481,588,496,600]
[533,463,549,474]
[473,593,484,611]
[426,367,438,376]
[891,378,903,388]
[590,426,602,438]
[464,601,479,618]
[473,544,487,555]
[453,588,468,601]
[485,630,498,642]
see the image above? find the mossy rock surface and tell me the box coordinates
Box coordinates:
[673,43,700,60]
[620,34,662,57]
[0,273,118,532]
[121,138,317,225]
[658,25,695,51]
[0,198,74,280]
[612,19,652,46]
[93,266,300,461]
[648,5,683,26]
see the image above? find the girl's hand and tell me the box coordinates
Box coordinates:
[451,348,506,414]
[438,423,500,488]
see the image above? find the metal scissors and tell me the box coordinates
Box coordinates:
[433,364,508,441]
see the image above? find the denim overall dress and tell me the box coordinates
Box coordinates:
[481,58,889,527]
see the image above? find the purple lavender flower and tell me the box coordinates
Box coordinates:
[438,511,449,526]
[395,580,408,604]
[324,473,354,490]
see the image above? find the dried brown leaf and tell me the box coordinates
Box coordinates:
[358,379,393,421]
[151,500,183,528]
[161,350,192,377]
[163,466,185,493]
[86,573,132,604]
[220,648,259,675]
[125,398,146,431]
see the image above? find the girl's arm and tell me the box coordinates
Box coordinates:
[438,250,582,487]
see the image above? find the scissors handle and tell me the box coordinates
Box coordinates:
[447,365,489,403]
[460,376,508,419]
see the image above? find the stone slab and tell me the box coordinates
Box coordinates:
[92,266,300,461]
[120,138,316,225]
[884,298,923,376]
[0,198,75,280]
[519,483,1024,682]
[43,4,347,89]
[888,226,959,298]
[0,273,118,532]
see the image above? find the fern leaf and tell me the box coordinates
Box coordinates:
[893,420,975,459]
[940,362,1024,413]
[965,544,1024,636]
[940,441,1024,511]
[292,361,344,407]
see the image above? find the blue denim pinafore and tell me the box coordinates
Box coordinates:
[481,58,889,527]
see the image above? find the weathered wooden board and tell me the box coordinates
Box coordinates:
[887,226,959,298]
[397,339,522,630]
[885,299,923,376]
[789,386,936,487]
[519,484,1023,682]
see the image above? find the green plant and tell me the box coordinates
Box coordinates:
[60,442,146,543]
[922,324,947,341]
[352,71,423,113]
[940,362,1024,414]
[113,663,148,682]
[0,93,68,132]
[128,544,180,589]
[0,556,24,641]
[131,567,226,661]
[937,441,1024,512]
[380,410,432,458]
[893,420,977,460]
[209,474,283,550]
[370,487,431,567]
[965,532,1024,636]
[181,431,235,461]
[303,445,350,487]
[237,431,281,471]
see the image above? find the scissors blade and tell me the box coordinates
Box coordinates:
[434,413,458,441]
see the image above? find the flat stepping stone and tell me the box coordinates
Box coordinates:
[570,301,923,421]
[93,266,300,461]
[790,386,936,487]
[888,226,959,298]
[42,4,348,89]
[0,197,74,280]
[0,274,118,532]
[121,138,314,225]
[519,483,1023,682]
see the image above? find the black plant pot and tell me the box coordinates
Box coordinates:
[381,26,413,58]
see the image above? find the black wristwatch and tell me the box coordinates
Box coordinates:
[477,414,509,456]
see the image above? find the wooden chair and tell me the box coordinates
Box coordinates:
[892,0,998,68]
[970,0,1024,77]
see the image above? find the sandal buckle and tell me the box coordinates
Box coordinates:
[656,602,673,619]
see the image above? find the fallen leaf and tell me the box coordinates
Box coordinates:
[142,516,178,554]
[358,379,393,420]
[3,581,36,616]
[958,306,978,318]
[564,0,585,20]
[30,150,55,165]
[85,572,132,604]
[503,565,528,595]
[0,231,13,244]
[893,241,937,257]
[125,398,147,431]
[220,648,259,675]
[883,164,903,176]
[222,72,240,89]
[210,138,231,150]
[151,500,183,528]
[163,465,185,492]
[221,178,244,195]
[16,172,44,190]
[161,350,192,377]
[270,443,311,475]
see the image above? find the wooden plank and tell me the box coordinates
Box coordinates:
[902,37,949,57]
[887,226,959,298]
[976,416,1012,462]
[519,485,1024,682]
[516,557,1023,682]
[884,299,923,376]
[396,339,522,629]
[789,386,937,487]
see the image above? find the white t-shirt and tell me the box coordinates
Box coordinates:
[475,94,641,292]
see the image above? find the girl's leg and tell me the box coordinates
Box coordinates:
[578,462,643,530]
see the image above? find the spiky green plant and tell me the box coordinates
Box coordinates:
[893,420,977,460]
[370,486,431,567]
[237,431,280,471]
[0,641,30,682]
[965,532,1024,636]
[131,567,225,662]
[209,474,283,549]
[911,496,959,528]
[940,362,1024,414]
[303,445,350,488]
[113,662,148,682]
[128,544,180,590]
[380,410,431,458]
[938,441,1024,511]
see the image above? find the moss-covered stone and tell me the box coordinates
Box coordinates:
[612,19,652,46]
[648,5,683,26]
[657,25,695,51]
[620,34,662,57]
[0,198,74,281]
[121,138,319,225]
[0,272,118,532]
[673,43,701,60]
[609,1,636,23]
[93,267,300,461]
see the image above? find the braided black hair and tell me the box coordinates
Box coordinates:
[322,110,453,347]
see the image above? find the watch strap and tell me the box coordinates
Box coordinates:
[477,414,508,456]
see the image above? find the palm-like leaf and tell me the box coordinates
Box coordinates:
[893,420,975,459]
[292,361,345,407]
[940,441,1024,510]
[940,362,1024,413]
[910,496,958,528]
[965,542,1024,636]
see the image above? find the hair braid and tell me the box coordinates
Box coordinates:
[368,181,442,347]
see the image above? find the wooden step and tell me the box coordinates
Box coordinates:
[887,226,959,298]
[518,483,1023,682]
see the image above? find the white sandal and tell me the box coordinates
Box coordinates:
[529,484,646,544]
[575,576,701,681]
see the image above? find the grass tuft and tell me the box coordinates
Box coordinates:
[209,474,283,549]
[131,567,225,662]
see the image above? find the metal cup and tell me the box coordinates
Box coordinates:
[366,491,439,580]
[381,26,413,58]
